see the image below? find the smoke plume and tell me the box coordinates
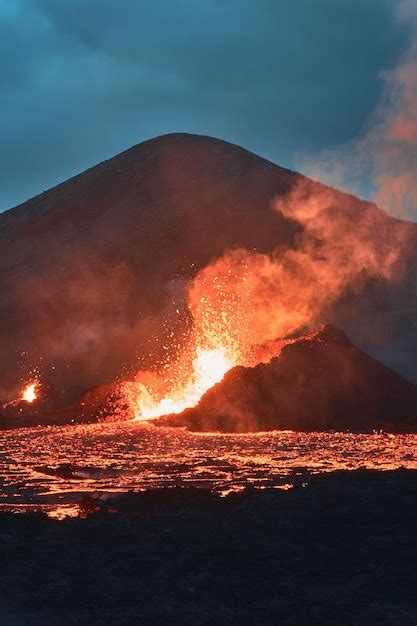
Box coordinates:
[298,0,417,219]
[188,180,409,354]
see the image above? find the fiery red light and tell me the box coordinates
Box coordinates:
[22,382,38,404]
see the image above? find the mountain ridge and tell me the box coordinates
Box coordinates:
[0,133,297,218]
[0,132,416,415]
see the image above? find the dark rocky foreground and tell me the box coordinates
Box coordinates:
[1,470,417,625]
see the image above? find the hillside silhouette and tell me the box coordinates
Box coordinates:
[1,133,416,413]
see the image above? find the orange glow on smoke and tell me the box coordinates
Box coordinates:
[22,382,38,403]
[124,258,292,421]
[125,258,290,421]
[125,178,407,423]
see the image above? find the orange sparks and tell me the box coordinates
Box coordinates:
[22,382,38,403]
[124,255,292,422]
[124,267,250,422]
[124,260,284,422]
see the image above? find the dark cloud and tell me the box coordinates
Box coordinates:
[0,0,409,210]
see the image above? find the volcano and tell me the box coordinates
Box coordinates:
[1,133,417,420]
[155,325,417,433]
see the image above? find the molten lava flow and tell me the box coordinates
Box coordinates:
[22,382,38,403]
[131,344,236,420]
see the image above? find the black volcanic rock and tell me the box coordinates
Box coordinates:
[156,325,417,433]
[2,472,417,625]
[1,133,416,414]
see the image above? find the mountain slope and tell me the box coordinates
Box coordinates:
[0,133,416,410]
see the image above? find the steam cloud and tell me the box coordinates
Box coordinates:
[298,0,417,219]
[188,0,417,351]
[188,181,410,354]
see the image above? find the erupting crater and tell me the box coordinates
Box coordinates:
[154,325,417,433]
[131,346,236,420]
[22,382,39,404]
[124,322,252,422]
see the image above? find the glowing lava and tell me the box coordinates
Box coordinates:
[193,346,233,395]
[22,382,38,403]
[127,257,283,421]
[130,344,238,421]
[125,258,281,421]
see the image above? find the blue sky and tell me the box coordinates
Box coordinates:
[0,0,411,211]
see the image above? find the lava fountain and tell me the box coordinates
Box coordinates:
[125,256,287,422]
[129,341,240,421]
[22,382,38,403]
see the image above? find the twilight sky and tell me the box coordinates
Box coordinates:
[0,0,412,211]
